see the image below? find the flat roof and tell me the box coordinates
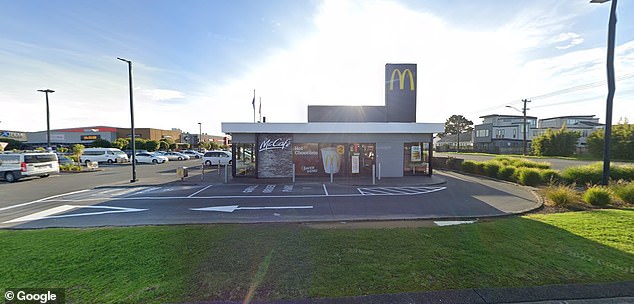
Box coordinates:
[222,122,444,134]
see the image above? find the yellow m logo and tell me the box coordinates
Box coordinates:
[389,68,415,91]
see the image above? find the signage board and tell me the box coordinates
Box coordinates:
[385,63,417,122]
[411,145,422,162]
[293,143,320,176]
[81,135,101,141]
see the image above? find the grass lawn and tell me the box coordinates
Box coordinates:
[1,209,633,303]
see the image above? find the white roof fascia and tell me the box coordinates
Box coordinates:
[222,122,444,134]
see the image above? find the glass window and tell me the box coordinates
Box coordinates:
[404,142,430,176]
[235,143,256,177]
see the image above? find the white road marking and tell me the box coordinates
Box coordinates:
[0,189,90,212]
[263,185,276,193]
[357,186,446,196]
[243,185,258,193]
[282,185,293,192]
[188,185,213,198]
[434,220,476,226]
[191,205,313,213]
[322,184,329,196]
[3,205,147,224]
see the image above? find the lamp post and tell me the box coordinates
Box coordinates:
[37,89,55,150]
[198,122,202,149]
[591,0,618,185]
[506,99,531,155]
[117,57,137,183]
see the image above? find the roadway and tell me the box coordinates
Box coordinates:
[0,159,540,228]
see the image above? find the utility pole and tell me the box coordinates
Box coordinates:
[522,99,531,156]
[37,89,55,150]
[117,57,137,183]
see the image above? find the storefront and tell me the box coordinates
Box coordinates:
[222,123,442,178]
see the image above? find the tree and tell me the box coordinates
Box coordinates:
[91,138,112,148]
[112,138,129,150]
[532,127,580,157]
[1,139,23,151]
[145,140,160,152]
[159,140,170,151]
[587,123,634,160]
[442,115,474,152]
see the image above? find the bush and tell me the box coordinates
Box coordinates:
[611,165,634,181]
[475,162,486,175]
[462,160,477,173]
[515,167,542,186]
[561,163,603,185]
[544,184,579,207]
[540,169,561,185]
[583,186,612,206]
[613,182,634,204]
[60,164,82,172]
[497,166,517,182]
[483,162,500,177]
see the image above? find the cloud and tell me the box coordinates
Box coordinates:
[553,32,584,50]
[138,89,185,102]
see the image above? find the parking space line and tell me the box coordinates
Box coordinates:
[322,184,329,196]
[263,185,276,193]
[3,205,77,223]
[188,185,213,198]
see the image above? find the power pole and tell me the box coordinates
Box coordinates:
[522,99,531,156]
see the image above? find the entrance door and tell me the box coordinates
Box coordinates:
[348,143,375,177]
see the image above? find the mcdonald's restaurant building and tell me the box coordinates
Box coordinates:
[222,64,444,179]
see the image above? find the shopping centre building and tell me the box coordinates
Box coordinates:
[222,64,444,179]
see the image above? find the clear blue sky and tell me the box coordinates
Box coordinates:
[1,0,633,134]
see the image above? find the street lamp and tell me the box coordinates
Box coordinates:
[591,0,618,185]
[37,89,55,150]
[506,98,531,155]
[198,122,202,149]
[117,57,137,183]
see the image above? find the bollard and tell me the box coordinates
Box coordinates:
[224,164,228,183]
[378,163,381,180]
[292,163,296,183]
[412,165,415,175]
[330,162,333,184]
[372,164,376,185]
[218,162,221,175]
[201,163,204,181]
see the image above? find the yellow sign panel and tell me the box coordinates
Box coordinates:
[389,68,415,91]
[336,145,345,155]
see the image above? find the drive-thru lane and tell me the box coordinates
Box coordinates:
[0,171,540,228]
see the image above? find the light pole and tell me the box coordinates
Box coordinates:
[506,99,531,155]
[591,0,618,185]
[117,57,137,183]
[198,122,202,150]
[37,89,55,150]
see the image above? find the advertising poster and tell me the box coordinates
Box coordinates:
[293,143,320,176]
[257,134,293,178]
[411,145,422,162]
[351,154,360,174]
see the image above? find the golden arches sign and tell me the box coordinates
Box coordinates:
[389,68,415,91]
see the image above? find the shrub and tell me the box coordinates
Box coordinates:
[561,163,603,185]
[497,166,517,182]
[540,169,561,185]
[462,160,477,173]
[60,164,82,172]
[515,167,542,186]
[611,165,634,181]
[544,184,578,207]
[613,182,634,204]
[475,162,486,175]
[583,186,612,206]
[483,162,500,178]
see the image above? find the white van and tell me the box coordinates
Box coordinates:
[202,150,232,166]
[0,152,60,182]
[80,148,129,164]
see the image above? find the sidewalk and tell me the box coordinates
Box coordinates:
[197,280,634,304]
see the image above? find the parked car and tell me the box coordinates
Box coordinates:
[202,150,232,166]
[80,148,129,164]
[0,152,60,182]
[134,152,168,164]
[181,150,203,159]
[158,151,190,161]
[57,155,75,165]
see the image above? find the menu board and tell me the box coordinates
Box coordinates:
[411,145,422,162]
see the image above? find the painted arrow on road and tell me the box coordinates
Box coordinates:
[3,205,148,224]
[190,205,313,213]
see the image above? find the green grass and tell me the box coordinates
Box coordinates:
[1,210,633,303]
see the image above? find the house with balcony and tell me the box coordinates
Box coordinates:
[435,131,473,152]
[473,114,537,154]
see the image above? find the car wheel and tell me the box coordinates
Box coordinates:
[229,160,232,165]
[195,155,200,159]
[178,157,183,160]
[205,160,211,166]
[85,160,92,166]
[39,174,50,178]
[107,159,113,164]
[152,159,158,164]
[4,172,17,183]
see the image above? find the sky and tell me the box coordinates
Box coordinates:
[1,0,633,135]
